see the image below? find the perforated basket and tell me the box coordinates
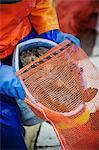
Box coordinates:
[17,40,99,149]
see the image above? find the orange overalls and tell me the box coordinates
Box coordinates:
[0,0,59,59]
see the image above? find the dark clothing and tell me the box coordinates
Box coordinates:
[0,94,27,150]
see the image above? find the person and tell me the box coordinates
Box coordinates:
[55,0,99,55]
[0,0,80,149]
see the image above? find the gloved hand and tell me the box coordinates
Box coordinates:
[0,64,25,100]
[39,29,80,46]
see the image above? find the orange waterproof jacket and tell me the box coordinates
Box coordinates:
[0,0,59,59]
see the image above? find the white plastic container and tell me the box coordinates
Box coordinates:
[12,38,57,126]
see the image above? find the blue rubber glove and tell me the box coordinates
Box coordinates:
[0,64,25,100]
[39,29,80,47]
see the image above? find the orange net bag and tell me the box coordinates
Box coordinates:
[17,40,99,150]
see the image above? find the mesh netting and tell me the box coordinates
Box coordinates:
[17,40,99,149]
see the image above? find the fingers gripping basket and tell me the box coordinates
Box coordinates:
[17,40,99,149]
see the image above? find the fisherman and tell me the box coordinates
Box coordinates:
[0,0,80,149]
